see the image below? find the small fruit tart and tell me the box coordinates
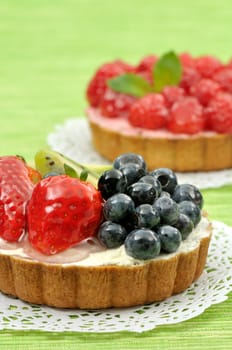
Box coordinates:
[86,52,232,172]
[0,151,211,309]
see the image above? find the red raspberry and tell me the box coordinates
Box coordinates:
[136,55,159,73]
[162,86,186,107]
[137,70,154,85]
[179,66,201,93]
[86,60,133,107]
[168,97,204,134]
[213,68,232,94]
[128,93,168,130]
[194,55,222,78]
[227,59,232,69]
[27,175,103,255]
[204,93,232,133]
[135,55,159,85]
[100,89,136,118]
[179,52,195,68]
[189,79,221,106]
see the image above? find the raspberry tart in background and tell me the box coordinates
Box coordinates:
[86,52,232,172]
[0,150,212,309]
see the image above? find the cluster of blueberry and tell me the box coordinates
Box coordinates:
[97,153,203,260]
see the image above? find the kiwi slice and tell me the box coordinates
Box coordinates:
[34,149,100,187]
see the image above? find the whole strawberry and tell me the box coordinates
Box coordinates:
[27,175,103,255]
[0,156,34,242]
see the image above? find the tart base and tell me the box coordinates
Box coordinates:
[0,229,211,309]
[88,113,232,172]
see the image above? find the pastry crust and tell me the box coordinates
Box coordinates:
[0,227,211,309]
[88,113,232,172]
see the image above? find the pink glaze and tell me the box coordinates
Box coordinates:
[87,107,217,139]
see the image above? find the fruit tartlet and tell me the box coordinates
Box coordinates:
[0,151,211,309]
[86,52,232,172]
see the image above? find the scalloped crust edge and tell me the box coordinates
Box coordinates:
[0,225,212,309]
[88,114,232,172]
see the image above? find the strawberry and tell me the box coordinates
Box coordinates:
[167,97,205,134]
[99,88,136,118]
[27,175,103,255]
[204,93,232,133]
[86,60,134,107]
[128,93,168,130]
[0,156,34,242]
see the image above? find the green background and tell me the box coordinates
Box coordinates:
[0,0,232,349]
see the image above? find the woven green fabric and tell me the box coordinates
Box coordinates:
[0,0,232,349]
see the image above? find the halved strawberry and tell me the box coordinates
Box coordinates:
[0,156,34,242]
[27,175,103,255]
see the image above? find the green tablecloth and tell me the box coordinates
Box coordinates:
[0,0,232,348]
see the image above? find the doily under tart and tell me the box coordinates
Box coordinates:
[47,118,232,189]
[0,221,231,333]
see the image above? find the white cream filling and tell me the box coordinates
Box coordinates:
[0,217,211,267]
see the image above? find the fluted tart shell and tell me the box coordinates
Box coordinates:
[0,224,211,309]
[88,109,232,172]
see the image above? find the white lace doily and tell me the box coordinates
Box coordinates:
[0,221,231,333]
[47,118,232,189]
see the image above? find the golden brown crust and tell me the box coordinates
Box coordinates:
[88,118,232,172]
[0,230,211,309]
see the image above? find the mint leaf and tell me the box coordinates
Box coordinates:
[108,73,152,97]
[153,51,182,92]
[80,169,88,181]
[64,163,78,178]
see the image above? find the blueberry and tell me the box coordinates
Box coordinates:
[138,175,162,198]
[103,193,135,223]
[120,163,146,186]
[98,221,128,248]
[178,200,201,227]
[160,191,171,198]
[136,204,160,228]
[150,168,177,194]
[173,213,194,240]
[125,228,161,260]
[153,197,179,225]
[172,184,203,209]
[119,211,139,233]
[113,153,147,171]
[127,182,156,206]
[157,225,182,253]
[98,169,127,199]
